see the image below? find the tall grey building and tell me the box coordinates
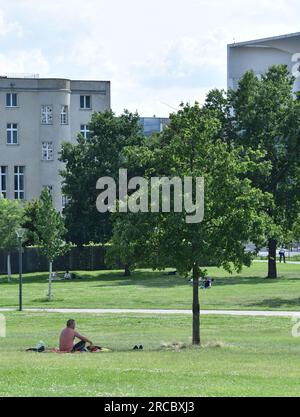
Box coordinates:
[140,117,170,136]
[0,76,110,211]
[228,32,300,91]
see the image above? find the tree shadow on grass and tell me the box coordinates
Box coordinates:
[90,275,286,289]
[246,298,300,309]
[204,276,288,287]
[32,298,65,304]
[0,270,188,288]
[1,270,298,289]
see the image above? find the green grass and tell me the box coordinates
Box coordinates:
[1,262,300,311]
[1,311,300,396]
[257,255,300,261]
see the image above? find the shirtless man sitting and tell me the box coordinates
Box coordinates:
[59,319,93,353]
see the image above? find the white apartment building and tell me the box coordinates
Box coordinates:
[228,31,300,91]
[0,76,110,210]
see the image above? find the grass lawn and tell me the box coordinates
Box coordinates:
[1,262,300,311]
[0,311,300,396]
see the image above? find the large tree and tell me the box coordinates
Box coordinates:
[60,110,144,246]
[109,102,271,345]
[227,65,300,278]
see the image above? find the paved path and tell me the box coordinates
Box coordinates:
[1,307,300,317]
[254,260,300,265]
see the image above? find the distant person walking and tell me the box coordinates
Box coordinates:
[279,249,286,263]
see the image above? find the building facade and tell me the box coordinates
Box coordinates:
[140,117,170,137]
[228,32,300,91]
[0,76,110,210]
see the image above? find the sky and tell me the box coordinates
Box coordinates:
[0,0,300,116]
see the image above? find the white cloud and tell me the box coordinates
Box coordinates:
[0,49,49,75]
[0,9,23,38]
[131,31,228,90]
[54,35,117,81]
[0,0,300,115]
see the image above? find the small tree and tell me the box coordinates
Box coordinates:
[0,195,24,282]
[34,189,69,301]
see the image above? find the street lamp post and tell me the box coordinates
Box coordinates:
[16,228,25,312]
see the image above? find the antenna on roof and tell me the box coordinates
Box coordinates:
[233,37,236,45]
[159,101,178,111]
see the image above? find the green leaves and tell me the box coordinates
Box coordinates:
[0,195,23,252]
[33,188,69,263]
[60,110,144,245]
[0,196,24,252]
[229,65,300,242]
[109,102,271,276]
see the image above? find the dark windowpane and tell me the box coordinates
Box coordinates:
[86,96,91,108]
[6,93,17,107]
[80,96,84,108]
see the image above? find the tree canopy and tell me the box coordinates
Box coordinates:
[60,110,144,246]
[227,65,300,277]
[108,102,272,344]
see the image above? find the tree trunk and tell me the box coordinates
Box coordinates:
[192,263,200,346]
[48,261,53,301]
[124,265,131,277]
[7,253,11,282]
[268,238,277,279]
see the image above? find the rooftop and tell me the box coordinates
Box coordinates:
[228,31,300,48]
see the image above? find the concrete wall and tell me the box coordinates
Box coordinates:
[228,32,300,91]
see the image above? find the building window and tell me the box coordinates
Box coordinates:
[6,93,18,107]
[7,123,18,145]
[80,95,91,109]
[62,195,69,209]
[60,105,68,125]
[0,166,7,198]
[41,105,53,125]
[14,166,25,200]
[42,142,53,161]
[80,124,90,139]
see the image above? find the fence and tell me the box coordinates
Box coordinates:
[0,246,217,275]
[0,246,107,274]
